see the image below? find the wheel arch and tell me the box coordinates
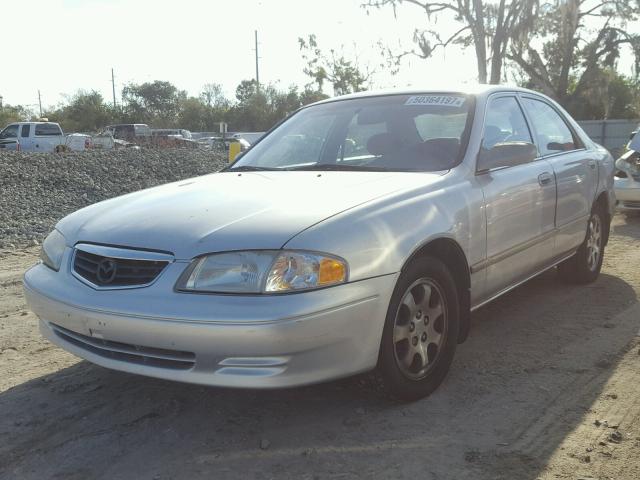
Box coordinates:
[401,237,471,343]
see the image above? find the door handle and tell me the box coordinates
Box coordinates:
[538,172,553,186]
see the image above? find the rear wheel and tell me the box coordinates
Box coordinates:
[558,204,605,284]
[377,256,459,401]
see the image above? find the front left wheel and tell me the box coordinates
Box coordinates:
[377,256,459,401]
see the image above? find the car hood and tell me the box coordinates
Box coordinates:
[57,170,445,259]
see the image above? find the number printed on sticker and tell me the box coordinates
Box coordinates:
[405,95,465,107]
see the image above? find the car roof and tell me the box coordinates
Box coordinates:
[309,84,544,107]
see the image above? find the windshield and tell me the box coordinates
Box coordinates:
[230,93,474,172]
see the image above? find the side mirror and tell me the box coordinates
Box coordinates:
[477,142,537,173]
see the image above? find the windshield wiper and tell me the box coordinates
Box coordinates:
[286,163,388,172]
[226,165,282,172]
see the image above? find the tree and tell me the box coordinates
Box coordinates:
[121,80,186,126]
[509,0,640,108]
[564,70,640,119]
[298,34,372,95]
[0,103,32,126]
[45,90,114,132]
[200,83,229,109]
[365,0,539,84]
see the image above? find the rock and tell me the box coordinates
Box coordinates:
[608,430,623,443]
[259,438,270,450]
[594,419,602,427]
[0,149,227,248]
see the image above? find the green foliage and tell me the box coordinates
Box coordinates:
[564,70,640,120]
[121,80,186,127]
[45,90,115,132]
[0,78,330,134]
[0,103,32,126]
[299,34,371,95]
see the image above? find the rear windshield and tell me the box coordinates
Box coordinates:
[35,123,62,136]
[230,94,474,172]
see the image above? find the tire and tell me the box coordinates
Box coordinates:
[557,204,606,284]
[377,256,460,401]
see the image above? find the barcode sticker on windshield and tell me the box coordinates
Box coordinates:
[405,95,465,107]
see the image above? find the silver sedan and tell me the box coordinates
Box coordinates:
[25,86,615,400]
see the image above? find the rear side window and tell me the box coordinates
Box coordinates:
[35,123,62,136]
[482,96,532,149]
[21,125,31,137]
[521,98,577,155]
[0,124,19,139]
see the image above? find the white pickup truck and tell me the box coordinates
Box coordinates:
[0,121,91,152]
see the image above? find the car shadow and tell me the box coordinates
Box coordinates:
[611,210,640,239]
[1,271,638,480]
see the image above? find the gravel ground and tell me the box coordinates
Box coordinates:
[0,212,639,479]
[0,149,227,248]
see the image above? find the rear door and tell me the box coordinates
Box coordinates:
[477,95,557,298]
[20,124,33,150]
[520,96,597,255]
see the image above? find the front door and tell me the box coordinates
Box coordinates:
[477,95,557,298]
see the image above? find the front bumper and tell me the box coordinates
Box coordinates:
[24,253,397,388]
[615,176,640,210]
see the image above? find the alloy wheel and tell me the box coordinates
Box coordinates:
[586,214,602,272]
[392,278,447,380]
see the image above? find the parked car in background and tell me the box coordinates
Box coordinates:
[0,122,68,152]
[151,128,193,140]
[65,133,93,151]
[200,136,250,152]
[103,124,152,143]
[90,132,116,150]
[25,86,615,400]
[151,128,199,148]
[615,130,640,212]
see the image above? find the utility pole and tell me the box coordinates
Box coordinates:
[254,30,260,93]
[37,90,42,118]
[111,68,117,109]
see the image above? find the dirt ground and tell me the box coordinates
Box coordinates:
[1,214,639,480]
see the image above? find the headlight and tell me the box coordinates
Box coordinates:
[177,250,348,294]
[40,229,67,271]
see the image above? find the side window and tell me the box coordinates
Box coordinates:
[0,124,19,139]
[35,123,62,136]
[21,125,31,138]
[482,96,532,149]
[521,98,577,155]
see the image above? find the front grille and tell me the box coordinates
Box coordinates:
[73,248,169,288]
[51,323,195,370]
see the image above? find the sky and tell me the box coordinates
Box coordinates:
[1,0,635,111]
[1,0,483,110]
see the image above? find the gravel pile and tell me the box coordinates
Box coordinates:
[0,148,228,248]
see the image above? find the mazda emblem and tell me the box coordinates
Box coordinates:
[96,258,117,284]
